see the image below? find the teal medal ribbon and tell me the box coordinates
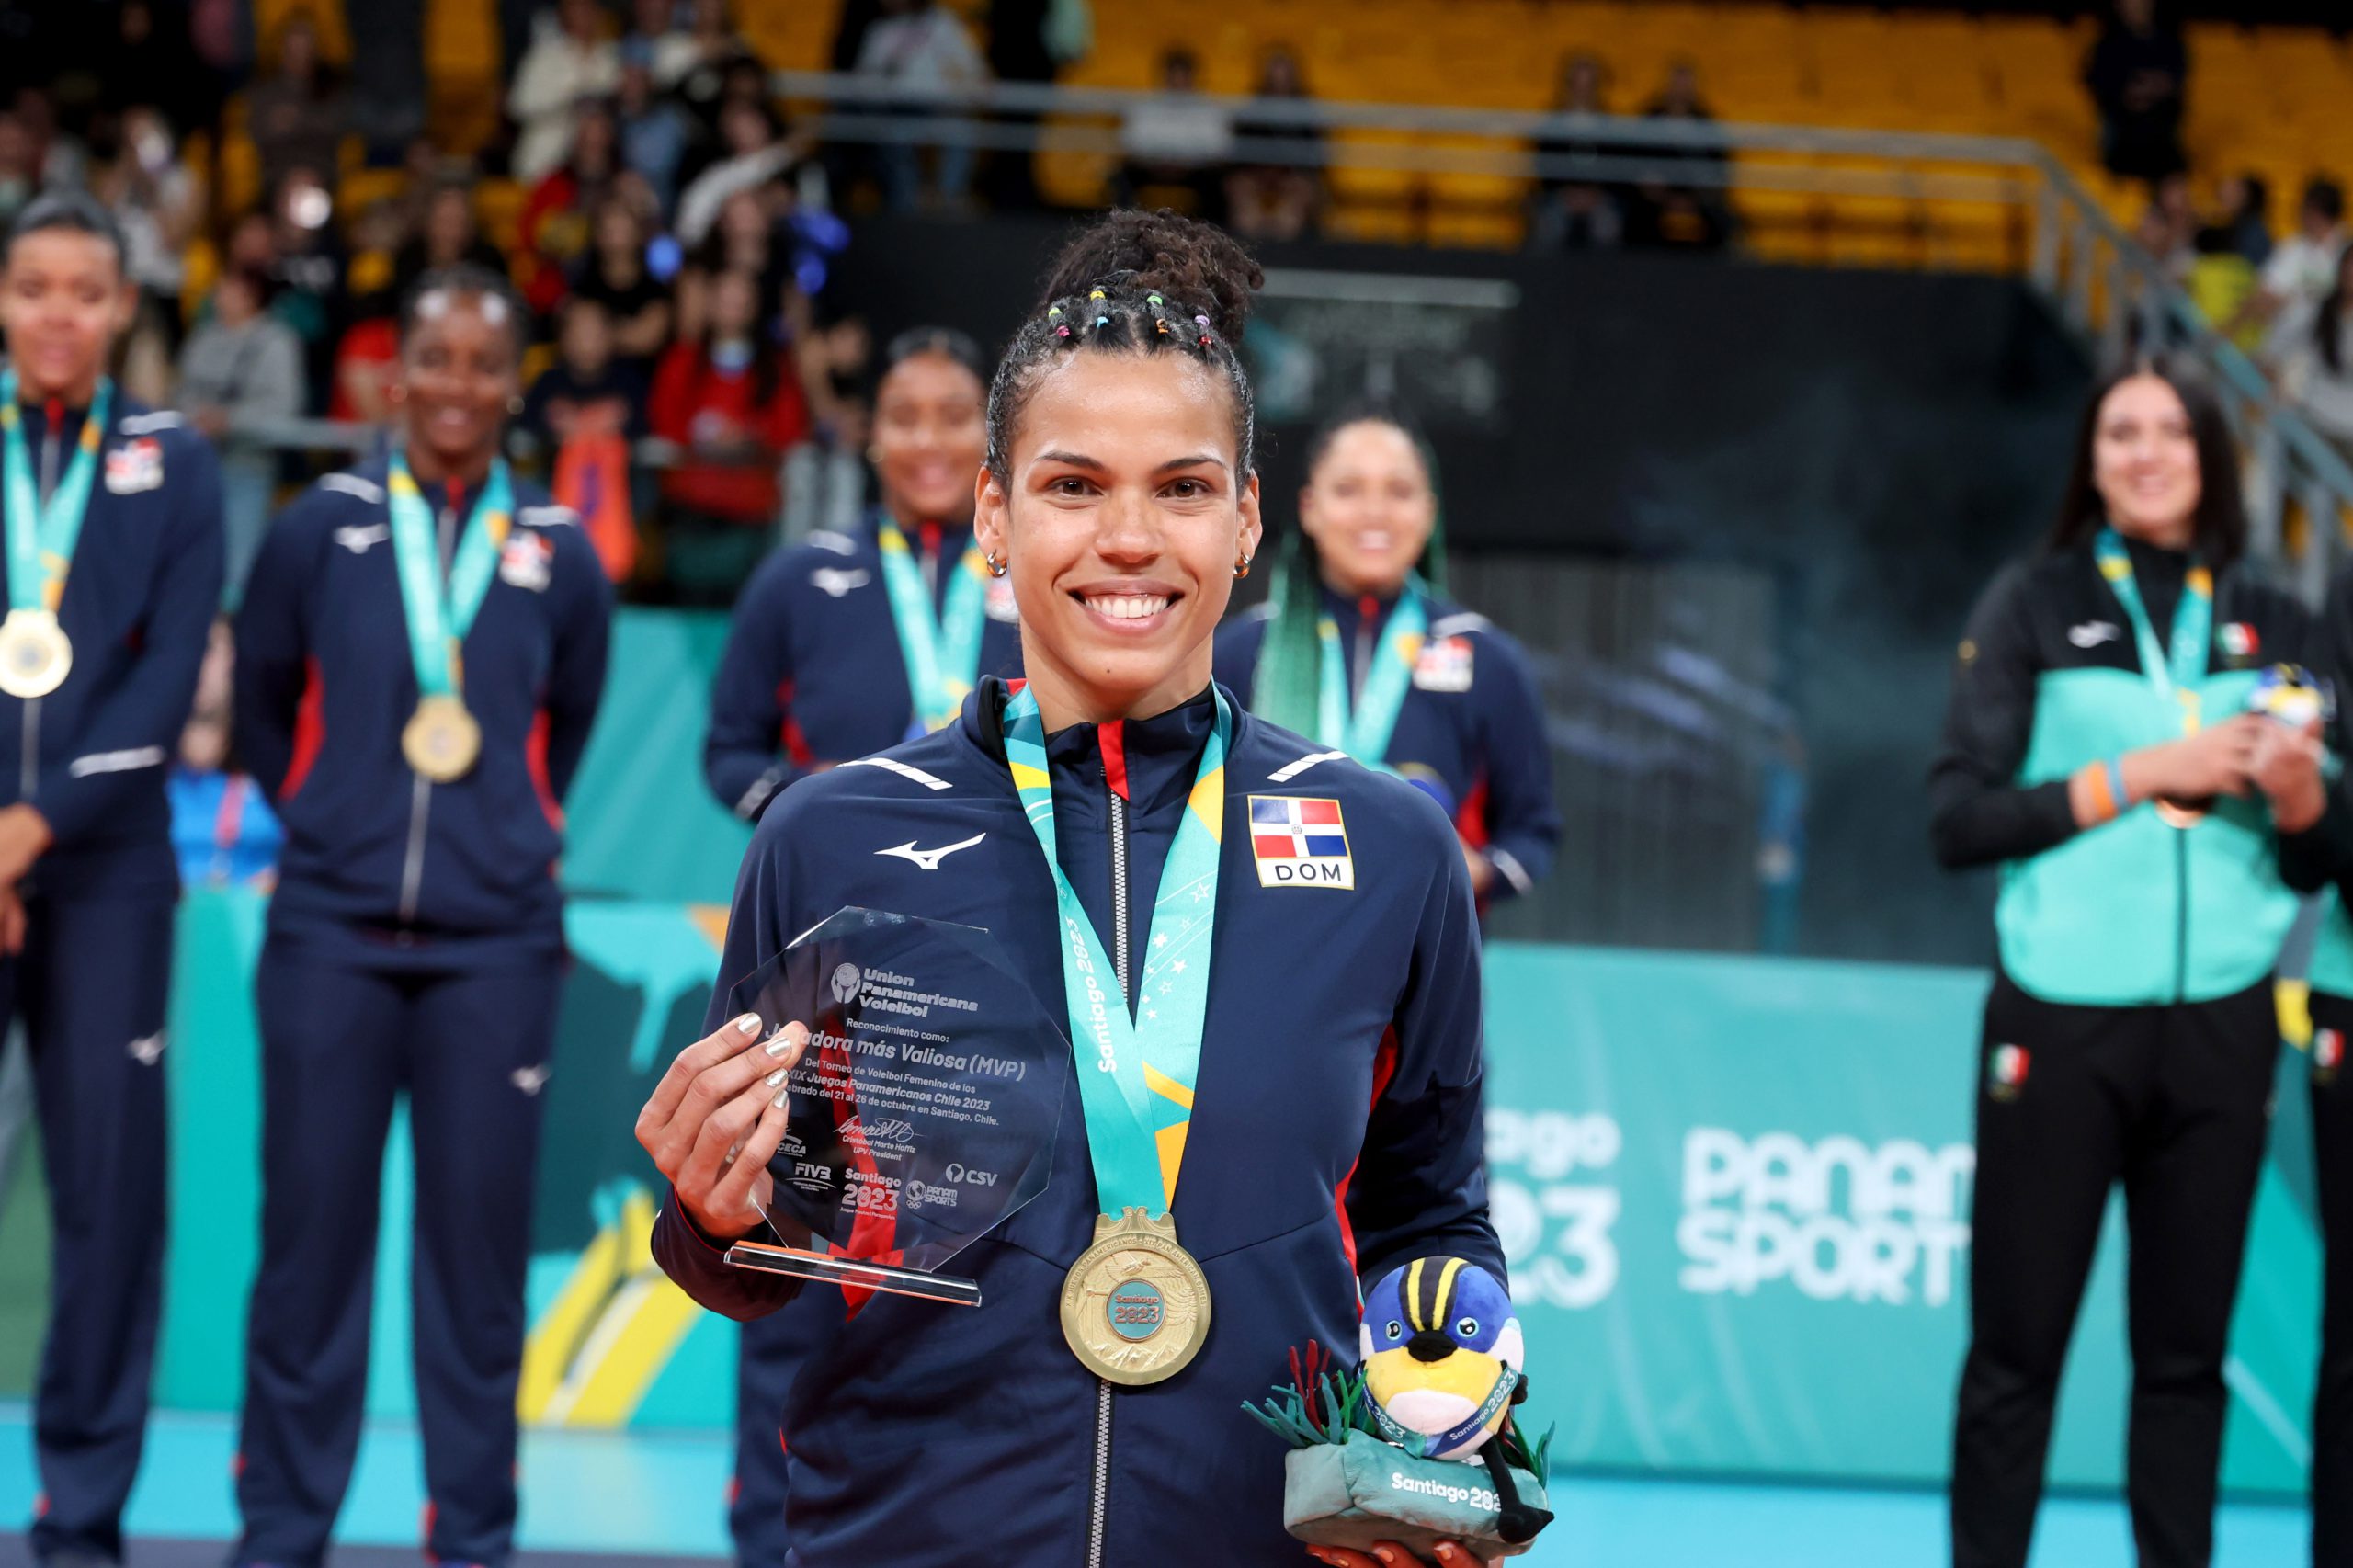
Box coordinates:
[2093,528,2211,736]
[386,450,514,702]
[0,372,113,699]
[1001,684,1231,1215]
[1370,1363,1520,1457]
[1316,581,1428,767]
[877,517,989,736]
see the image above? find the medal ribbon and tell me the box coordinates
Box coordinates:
[0,370,113,615]
[877,518,989,733]
[1002,684,1229,1215]
[2095,528,2211,737]
[1370,1362,1521,1457]
[1316,581,1427,766]
[387,450,514,699]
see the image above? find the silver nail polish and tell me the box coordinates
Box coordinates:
[764,1034,798,1058]
[766,1068,789,1087]
[735,1013,762,1036]
[771,1086,790,1109]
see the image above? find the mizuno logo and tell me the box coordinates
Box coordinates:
[812,567,872,598]
[335,524,390,554]
[512,1063,551,1096]
[875,833,986,870]
[2068,620,2120,648]
[128,1033,165,1066]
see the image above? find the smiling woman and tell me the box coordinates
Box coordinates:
[225,261,614,1568]
[639,209,1506,1568]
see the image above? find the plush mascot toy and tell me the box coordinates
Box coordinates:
[1359,1256,1553,1544]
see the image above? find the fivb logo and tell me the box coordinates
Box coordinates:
[1677,1129,1974,1307]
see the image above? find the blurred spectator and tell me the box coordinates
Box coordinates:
[2135,170,2198,283]
[2085,0,2186,184]
[628,0,692,78]
[329,312,402,426]
[855,0,988,214]
[979,0,1059,210]
[574,195,676,374]
[1115,49,1231,220]
[1225,47,1321,243]
[651,268,811,603]
[168,619,282,891]
[103,0,213,139]
[1530,51,1626,252]
[2279,247,2353,464]
[179,267,306,597]
[509,0,621,184]
[263,168,351,408]
[2232,176,2348,356]
[0,113,32,230]
[2200,173,2272,268]
[519,295,650,455]
[14,88,84,189]
[679,187,794,344]
[615,40,693,209]
[1632,61,1731,250]
[88,108,202,312]
[784,304,874,542]
[521,98,623,316]
[393,182,512,301]
[666,0,758,137]
[678,99,810,246]
[247,13,350,197]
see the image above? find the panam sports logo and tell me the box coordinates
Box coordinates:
[1247,795,1355,889]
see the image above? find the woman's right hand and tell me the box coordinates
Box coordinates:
[2131,715,2269,801]
[635,1013,810,1242]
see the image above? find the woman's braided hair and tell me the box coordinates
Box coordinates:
[984,209,1265,479]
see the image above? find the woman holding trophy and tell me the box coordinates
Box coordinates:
[637,210,1506,1566]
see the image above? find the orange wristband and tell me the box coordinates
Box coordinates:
[2080,761,2118,823]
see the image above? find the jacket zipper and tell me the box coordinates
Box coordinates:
[397,496,459,926]
[1086,765,1133,1568]
[20,413,61,801]
[2174,822,2190,1004]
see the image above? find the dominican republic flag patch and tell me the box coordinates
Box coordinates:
[2318,1028,2344,1086]
[1248,796,1356,889]
[1988,1043,2029,1101]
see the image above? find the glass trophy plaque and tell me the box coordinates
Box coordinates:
[722,906,1068,1307]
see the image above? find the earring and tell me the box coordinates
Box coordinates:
[1233,551,1254,579]
[985,551,1008,578]
[508,394,526,416]
[867,447,883,467]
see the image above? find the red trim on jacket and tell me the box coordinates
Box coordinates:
[280,656,327,799]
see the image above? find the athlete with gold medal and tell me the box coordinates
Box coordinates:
[640,212,1502,1568]
[0,190,227,1568]
[228,264,611,1568]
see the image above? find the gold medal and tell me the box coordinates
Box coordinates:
[1059,1207,1211,1385]
[0,608,71,699]
[403,694,482,782]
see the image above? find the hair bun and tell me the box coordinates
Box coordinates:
[1039,209,1262,342]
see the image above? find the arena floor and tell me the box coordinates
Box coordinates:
[0,1405,2311,1566]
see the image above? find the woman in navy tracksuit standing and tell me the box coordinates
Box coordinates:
[703,324,1017,1568]
[229,264,613,1568]
[1,191,224,1568]
[1214,405,1559,911]
[638,211,1500,1568]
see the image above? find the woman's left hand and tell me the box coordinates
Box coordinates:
[1305,1540,1496,1568]
[2251,716,2327,834]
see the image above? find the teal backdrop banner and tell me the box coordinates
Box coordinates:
[35,894,2304,1497]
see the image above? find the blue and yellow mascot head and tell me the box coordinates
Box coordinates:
[1360,1256,1524,1460]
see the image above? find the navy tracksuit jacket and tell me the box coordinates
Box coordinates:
[704,516,1024,824]
[703,513,1021,1567]
[1215,585,1561,901]
[6,401,222,1563]
[231,455,612,1568]
[655,678,1500,1567]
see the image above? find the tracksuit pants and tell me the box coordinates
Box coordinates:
[733,1302,843,1568]
[1950,972,2278,1568]
[2308,991,2353,1567]
[232,937,561,1568]
[17,892,176,1564]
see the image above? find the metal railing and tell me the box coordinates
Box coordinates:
[774,71,2353,596]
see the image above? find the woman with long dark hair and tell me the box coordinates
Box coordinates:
[1216,404,1558,910]
[639,209,1499,1567]
[229,263,613,1568]
[1929,355,2329,1568]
